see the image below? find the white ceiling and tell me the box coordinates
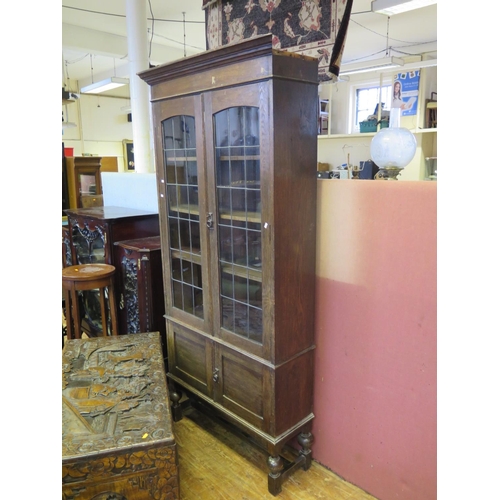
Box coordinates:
[62,0,437,94]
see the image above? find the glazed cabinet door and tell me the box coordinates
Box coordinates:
[153,95,212,334]
[204,82,273,360]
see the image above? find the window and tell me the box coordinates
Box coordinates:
[355,84,391,128]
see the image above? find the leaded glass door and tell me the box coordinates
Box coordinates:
[213,105,263,346]
[162,113,205,322]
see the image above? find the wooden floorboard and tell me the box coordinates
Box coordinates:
[62,322,377,499]
[175,407,378,500]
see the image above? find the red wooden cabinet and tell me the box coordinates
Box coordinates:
[114,236,167,362]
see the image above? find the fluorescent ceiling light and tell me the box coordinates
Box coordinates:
[371,0,437,16]
[80,77,129,94]
[401,58,437,71]
[339,56,404,76]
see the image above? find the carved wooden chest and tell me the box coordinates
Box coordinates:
[62,332,179,500]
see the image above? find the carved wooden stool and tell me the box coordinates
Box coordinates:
[62,263,119,339]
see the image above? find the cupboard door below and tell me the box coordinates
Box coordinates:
[214,345,269,431]
[168,324,213,398]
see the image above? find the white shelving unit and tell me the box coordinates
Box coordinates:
[317,129,437,181]
[318,128,437,140]
[317,68,437,181]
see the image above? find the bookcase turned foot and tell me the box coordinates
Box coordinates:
[298,431,314,470]
[267,455,284,496]
[168,384,183,422]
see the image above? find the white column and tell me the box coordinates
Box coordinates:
[126,0,153,173]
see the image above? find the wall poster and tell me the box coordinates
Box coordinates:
[391,70,420,116]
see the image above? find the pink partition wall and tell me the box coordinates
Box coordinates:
[311,180,437,500]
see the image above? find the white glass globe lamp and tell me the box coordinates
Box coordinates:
[370,108,417,179]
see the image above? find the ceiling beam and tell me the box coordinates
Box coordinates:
[62,23,128,59]
[63,22,198,85]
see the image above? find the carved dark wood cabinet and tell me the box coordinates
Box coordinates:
[64,206,160,336]
[114,236,167,361]
[62,223,72,268]
[139,35,318,495]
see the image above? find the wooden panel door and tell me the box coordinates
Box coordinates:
[167,323,213,398]
[213,344,271,432]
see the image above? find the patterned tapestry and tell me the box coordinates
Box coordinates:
[202,0,353,82]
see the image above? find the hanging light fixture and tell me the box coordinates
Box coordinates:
[81,77,129,94]
[340,14,406,76]
[62,121,77,129]
[80,55,129,94]
[339,56,404,76]
[371,0,437,16]
[62,106,77,130]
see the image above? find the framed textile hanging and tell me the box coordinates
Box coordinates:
[202,0,353,81]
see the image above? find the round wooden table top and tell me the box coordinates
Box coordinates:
[62,264,116,282]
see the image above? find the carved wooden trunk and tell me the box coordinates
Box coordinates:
[62,332,179,500]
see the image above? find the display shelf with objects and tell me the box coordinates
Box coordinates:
[317,130,437,181]
[318,128,437,140]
